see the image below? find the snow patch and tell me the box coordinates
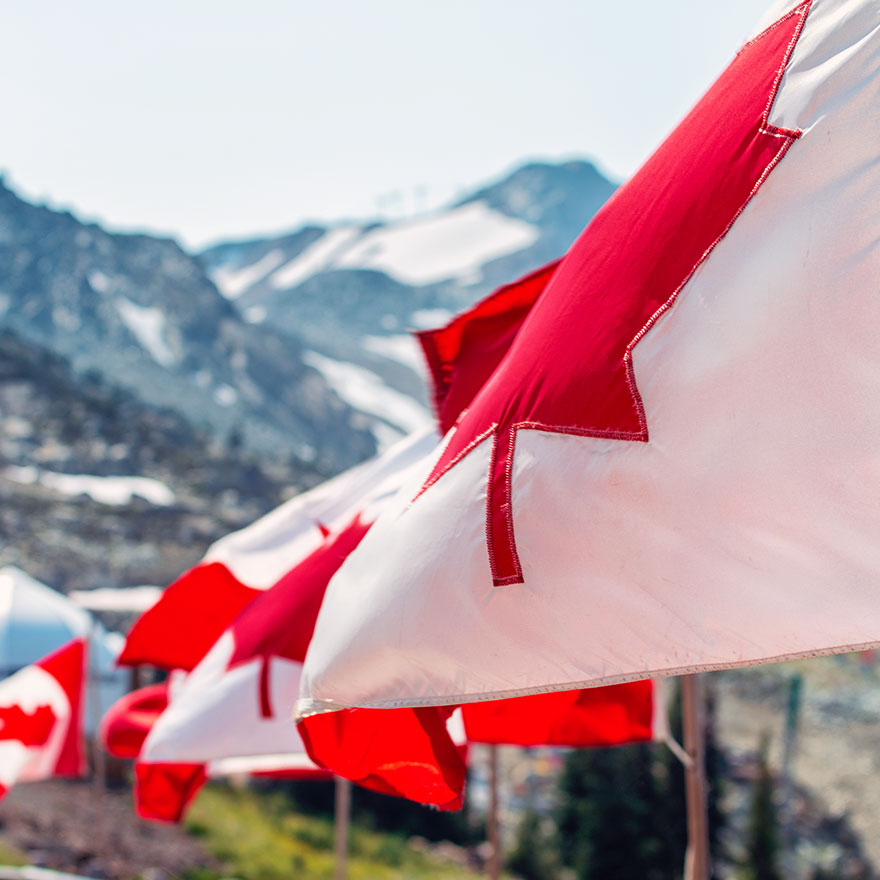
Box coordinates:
[270,227,361,290]
[214,384,238,406]
[3,465,175,507]
[303,351,431,439]
[69,586,162,613]
[410,308,454,329]
[244,305,267,324]
[116,298,177,368]
[212,249,286,299]
[88,270,110,293]
[334,202,538,285]
[363,335,424,374]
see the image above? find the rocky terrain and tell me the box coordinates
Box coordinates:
[0,327,312,593]
[0,178,374,471]
[0,158,619,594]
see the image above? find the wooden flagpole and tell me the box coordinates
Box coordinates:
[334,775,352,880]
[681,674,710,880]
[87,617,108,862]
[487,745,501,880]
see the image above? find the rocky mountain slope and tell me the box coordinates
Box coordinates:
[0,327,314,592]
[0,178,374,472]
[0,158,616,592]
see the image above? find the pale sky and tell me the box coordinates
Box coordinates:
[1,1,771,250]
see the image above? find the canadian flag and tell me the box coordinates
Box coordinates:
[0,639,86,799]
[119,428,437,673]
[100,681,333,822]
[460,681,658,749]
[126,233,663,813]
[122,434,468,820]
[297,0,880,717]
[299,264,661,774]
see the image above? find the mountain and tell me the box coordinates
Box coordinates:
[0,327,319,593]
[0,158,616,591]
[198,160,617,446]
[0,178,375,473]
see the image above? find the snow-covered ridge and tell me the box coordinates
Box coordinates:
[270,227,362,290]
[332,202,538,286]
[213,249,286,299]
[362,335,426,374]
[213,201,539,295]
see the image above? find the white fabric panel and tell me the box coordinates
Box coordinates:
[142,633,312,765]
[203,427,439,588]
[298,0,880,714]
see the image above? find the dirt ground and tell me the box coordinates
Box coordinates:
[0,778,218,880]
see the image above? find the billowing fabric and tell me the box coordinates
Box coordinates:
[118,428,438,671]
[417,259,561,435]
[298,707,467,811]
[0,639,86,798]
[100,683,169,760]
[134,440,469,818]
[134,762,206,823]
[461,681,655,748]
[298,0,880,714]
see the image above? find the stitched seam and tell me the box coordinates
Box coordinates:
[760,1,811,127]
[299,639,880,712]
[624,2,808,441]
[412,424,496,502]
[413,1,812,588]
[739,0,811,54]
[488,7,809,582]
[485,426,523,585]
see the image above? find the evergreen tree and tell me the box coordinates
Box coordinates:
[555,742,676,880]
[507,807,559,880]
[554,676,728,880]
[743,735,781,880]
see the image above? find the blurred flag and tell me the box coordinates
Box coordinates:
[461,681,657,748]
[100,681,330,823]
[118,428,437,672]
[100,682,169,761]
[297,0,880,717]
[126,231,659,815]
[0,639,86,798]
[123,437,465,820]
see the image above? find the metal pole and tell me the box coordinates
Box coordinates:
[334,776,351,880]
[681,674,710,880]
[487,745,500,880]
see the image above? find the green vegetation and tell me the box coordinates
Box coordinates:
[184,783,485,880]
[546,679,727,880]
[0,837,28,866]
[741,735,781,880]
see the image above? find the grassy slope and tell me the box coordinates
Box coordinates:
[184,785,487,880]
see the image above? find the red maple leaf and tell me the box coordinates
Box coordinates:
[0,704,56,748]
[226,515,371,718]
[417,3,811,585]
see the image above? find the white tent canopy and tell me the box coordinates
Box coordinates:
[0,566,129,731]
